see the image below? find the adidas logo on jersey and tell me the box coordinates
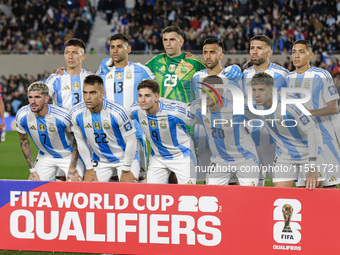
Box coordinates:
[160,66,165,72]
[141,120,147,125]
[85,123,92,128]
[62,85,71,90]
[29,125,36,130]
[106,74,114,79]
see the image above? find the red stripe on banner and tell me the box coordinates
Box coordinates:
[0,180,339,254]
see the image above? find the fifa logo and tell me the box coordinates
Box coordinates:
[273,199,301,244]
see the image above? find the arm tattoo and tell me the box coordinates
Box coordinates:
[19,133,34,169]
[70,138,79,169]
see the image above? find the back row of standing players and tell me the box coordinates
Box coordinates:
[16,26,340,189]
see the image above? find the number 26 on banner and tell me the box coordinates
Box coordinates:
[178,196,219,212]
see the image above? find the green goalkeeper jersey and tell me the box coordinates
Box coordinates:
[146,52,206,103]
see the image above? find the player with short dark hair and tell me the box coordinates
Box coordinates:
[71,75,138,183]
[288,39,340,188]
[130,80,197,184]
[192,36,244,183]
[242,35,290,186]
[250,35,273,49]
[46,38,91,181]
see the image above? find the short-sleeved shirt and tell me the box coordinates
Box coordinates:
[16,104,73,158]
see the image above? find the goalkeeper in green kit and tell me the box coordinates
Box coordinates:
[145,26,205,103]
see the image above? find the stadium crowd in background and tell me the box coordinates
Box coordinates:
[0,0,95,53]
[1,1,340,56]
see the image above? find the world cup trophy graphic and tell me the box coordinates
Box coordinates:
[282,204,293,233]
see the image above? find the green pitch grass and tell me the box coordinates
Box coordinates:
[0,131,36,180]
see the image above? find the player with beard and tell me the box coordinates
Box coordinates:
[16,82,84,181]
[242,35,290,186]
[192,37,243,183]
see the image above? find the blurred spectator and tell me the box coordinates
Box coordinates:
[0,0,95,53]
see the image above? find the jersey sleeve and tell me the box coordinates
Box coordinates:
[96,58,112,75]
[190,99,203,125]
[45,73,57,97]
[145,56,157,73]
[273,73,288,91]
[192,73,201,99]
[170,101,197,126]
[191,57,206,72]
[321,71,339,103]
[15,113,27,134]
[287,106,316,134]
[71,111,93,170]
[113,106,136,138]
[137,63,156,80]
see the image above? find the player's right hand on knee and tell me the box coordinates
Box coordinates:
[28,171,41,181]
[67,170,83,182]
[120,171,138,183]
[83,169,98,182]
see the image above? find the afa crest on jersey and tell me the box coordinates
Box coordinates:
[73,82,79,90]
[94,122,101,130]
[116,72,123,80]
[266,116,273,121]
[39,124,46,132]
[150,120,157,128]
[168,64,176,73]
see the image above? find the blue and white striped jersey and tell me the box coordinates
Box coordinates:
[242,63,290,95]
[248,103,324,162]
[242,63,290,146]
[45,69,92,109]
[16,105,73,158]
[192,68,244,149]
[192,68,244,100]
[100,62,155,110]
[130,98,195,160]
[71,99,136,168]
[287,66,340,145]
[191,98,258,165]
